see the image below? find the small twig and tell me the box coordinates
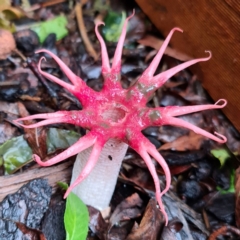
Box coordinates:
[35,128,39,147]
[25,0,68,12]
[75,0,98,61]
[202,208,210,230]
[40,0,67,8]
[27,58,58,105]
[153,94,159,107]
[12,49,27,62]
[19,95,41,102]
[208,225,240,240]
[0,81,20,87]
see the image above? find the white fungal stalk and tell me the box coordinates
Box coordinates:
[71,139,128,210]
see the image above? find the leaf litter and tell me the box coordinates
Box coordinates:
[0,0,239,239]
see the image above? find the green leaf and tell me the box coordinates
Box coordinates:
[57,181,68,191]
[102,11,126,42]
[0,12,16,32]
[47,128,80,153]
[31,15,68,43]
[0,135,32,175]
[217,168,235,194]
[64,192,89,240]
[211,148,231,167]
[0,128,80,175]
[93,0,109,12]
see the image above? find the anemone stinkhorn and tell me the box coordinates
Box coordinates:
[15,12,227,225]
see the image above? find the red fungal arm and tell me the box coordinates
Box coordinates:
[13,110,93,129]
[141,100,227,144]
[151,51,212,91]
[161,116,226,143]
[160,99,227,117]
[128,132,170,225]
[36,49,83,87]
[146,144,171,196]
[36,50,97,106]
[130,49,211,101]
[34,132,97,166]
[141,27,183,78]
[111,10,135,73]
[64,139,105,198]
[95,22,111,74]
[37,57,76,93]
[137,147,169,225]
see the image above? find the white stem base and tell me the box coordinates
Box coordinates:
[70,138,128,210]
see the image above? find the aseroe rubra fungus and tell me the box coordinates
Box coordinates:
[15,12,227,225]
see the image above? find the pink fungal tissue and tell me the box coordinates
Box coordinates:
[15,12,227,224]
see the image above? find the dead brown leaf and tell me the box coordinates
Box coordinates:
[17,102,47,159]
[88,206,108,240]
[126,199,164,240]
[159,130,204,151]
[0,101,19,115]
[121,165,155,192]
[109,193,143,231]
[0,101,19,144]
[163,164,192,175]
[235,166,240,228]
[0,29,16,59]
[138,35,192,61]
[16,222,47,240]
[160,218,183,240]
[0,121,18,144]
[11,67,38,87]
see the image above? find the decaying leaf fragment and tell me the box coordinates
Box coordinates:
[0,29,16,59]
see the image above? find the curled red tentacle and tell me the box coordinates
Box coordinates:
[36,49,83,87]
[111,10,135,73]
[215,99,227,107]
[151,51,212,91]
[37,57,76,93]
[141,27,183,78]
[95,22,110,73]
[146,143,171,197]
[13,110,93,129]
[34,132,97,166]
[128,133,169,225]
[137,146,168,225]
[64,139,105,198]
[161,116,227,143]
[160,99,227,117]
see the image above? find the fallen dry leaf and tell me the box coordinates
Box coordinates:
[126,199,164,240]
[17,102,47,160]
[159,130,204,151]
[11,67,39,88]
[0,121,18,144]
[0,101,19,144]
[109,193,143,231]
[138,34,192,61]
[16,222,47,240]
[160,218,183,240]
[88,206,108,240]
[0,101,19,115]
[0,29,16,59]
[235,166,240,228]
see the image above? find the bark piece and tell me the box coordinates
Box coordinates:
[0,179,51,239]
[0,160,73,201]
